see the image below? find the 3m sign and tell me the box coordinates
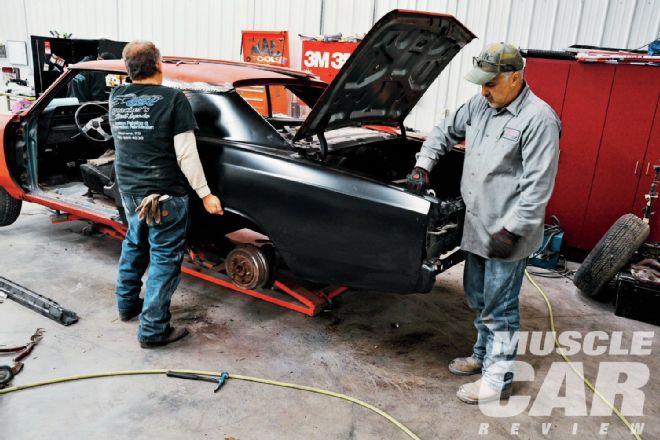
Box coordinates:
[301,41,359,83]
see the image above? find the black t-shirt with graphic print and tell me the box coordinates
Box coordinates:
[109,83,197,196]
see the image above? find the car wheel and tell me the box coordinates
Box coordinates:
[0,186,22,226]
[226,244,273,290]
[573,214,649,298]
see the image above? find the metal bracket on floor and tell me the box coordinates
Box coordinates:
[0,277,79,325]
[182,253,348,317]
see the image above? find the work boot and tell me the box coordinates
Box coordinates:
[448,356,482,376]
[456,378,512,405]
[118,298,144,322]
[139,326,190,349]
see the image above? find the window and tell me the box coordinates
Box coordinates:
[66,72,128,103]
[236,85,312,120]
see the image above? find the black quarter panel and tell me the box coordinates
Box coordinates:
[198,142,431,292]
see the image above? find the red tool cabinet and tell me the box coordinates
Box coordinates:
[525,58,660,250]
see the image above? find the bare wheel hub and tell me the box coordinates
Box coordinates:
[225,244,271,290]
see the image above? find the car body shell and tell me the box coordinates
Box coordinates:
[0,10,474,293]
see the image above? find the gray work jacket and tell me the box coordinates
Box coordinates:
[415,85,561,261]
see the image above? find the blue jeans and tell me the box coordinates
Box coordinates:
[115,193,189,342]
[463,252,527,391]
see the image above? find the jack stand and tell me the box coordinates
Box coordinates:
[49,210,81,224]
[48,211,126,238]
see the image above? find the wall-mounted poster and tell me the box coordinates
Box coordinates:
[7,40,28,65]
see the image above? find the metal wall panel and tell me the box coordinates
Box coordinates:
[506,0,535,47]
[322,0,374,35]
[553,0,584,50]
[629,0,660,49]
[1,0,658,130]
[23,0,117,41]
[0,0,28,41]
[252,0,322,71]
[578,0,608,46]
[528,0,561,49]
[367,0,659,130]
[601,0,637,48]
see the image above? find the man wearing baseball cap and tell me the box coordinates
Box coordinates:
[407,42,561,404]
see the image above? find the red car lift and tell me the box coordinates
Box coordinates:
[182,251,348,316]
[50,214,348,316]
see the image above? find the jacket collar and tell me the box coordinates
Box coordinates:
[502,82,529,116]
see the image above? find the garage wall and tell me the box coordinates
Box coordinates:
[1,0,659,130]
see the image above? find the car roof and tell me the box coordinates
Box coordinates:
[70,56,327,88]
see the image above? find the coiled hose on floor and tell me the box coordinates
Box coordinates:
[0,368,422,439]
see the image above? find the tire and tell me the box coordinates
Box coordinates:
[573,214,649,297]
[0,186,22,226]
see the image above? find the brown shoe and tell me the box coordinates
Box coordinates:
[448,356,483,376]
[456,378,512,404]
[139,327,190,349]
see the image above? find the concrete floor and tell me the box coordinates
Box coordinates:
[1,203,658,439]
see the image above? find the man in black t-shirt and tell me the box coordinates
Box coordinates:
[109,41,223,348]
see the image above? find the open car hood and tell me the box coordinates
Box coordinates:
[293,10,476,142]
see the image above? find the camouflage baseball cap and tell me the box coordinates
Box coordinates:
[465,42,524,85]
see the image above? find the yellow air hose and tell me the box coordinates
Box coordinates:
[0,368,421,440]
[0,270,644,440]
[524,270,643,440]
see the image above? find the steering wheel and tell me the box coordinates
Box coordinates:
[74,102,112,142]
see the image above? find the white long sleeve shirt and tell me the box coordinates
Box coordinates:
[173,130,211,199]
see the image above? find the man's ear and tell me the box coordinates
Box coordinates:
[512,70,522,85]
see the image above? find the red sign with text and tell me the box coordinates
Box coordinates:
[242,31,289,67]
[240,31,290,115]
[301,40,359,83]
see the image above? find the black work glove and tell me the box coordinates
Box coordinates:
[406,167,430,194]
[488,228,520,259]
